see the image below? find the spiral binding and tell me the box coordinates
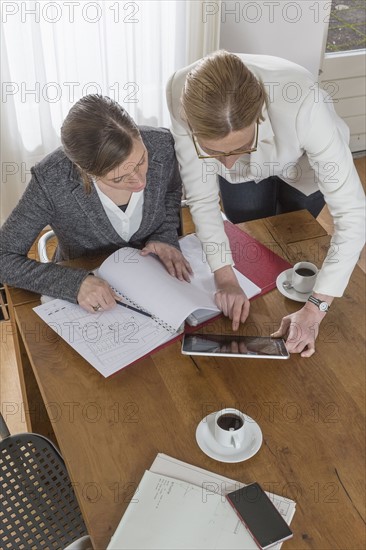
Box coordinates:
[150,316,177,334]
[113,288,176,334]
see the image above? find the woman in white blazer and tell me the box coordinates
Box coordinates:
[167,50,365,357]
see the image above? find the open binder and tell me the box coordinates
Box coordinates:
[33,230,291,378]
[33,234,260,377]
[224,220,291,296]
[97,233,261,333]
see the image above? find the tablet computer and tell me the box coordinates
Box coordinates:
[181,334,289,359]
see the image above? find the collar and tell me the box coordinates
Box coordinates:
[257,105,274,144]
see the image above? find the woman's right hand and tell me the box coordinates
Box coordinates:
[214,265,250,330]
[77,275,117,313]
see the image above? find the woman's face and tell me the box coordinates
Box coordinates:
[195,123,257,170]
[97,139,148,193]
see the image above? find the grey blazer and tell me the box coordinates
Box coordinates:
[0,127,182,302]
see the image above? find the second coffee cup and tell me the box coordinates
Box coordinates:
[214,408,246,448]
[292,261,318,293]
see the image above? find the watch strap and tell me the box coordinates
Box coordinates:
[308,295,330,311]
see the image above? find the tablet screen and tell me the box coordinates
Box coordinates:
[182,334,289,359]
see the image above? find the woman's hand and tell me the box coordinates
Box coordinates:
[77,275,117,313]
[140,241,193,282]
[214,265,250,331]
[271,294,333,357]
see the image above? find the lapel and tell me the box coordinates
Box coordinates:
[69,165,124,244]
[253,106,276,164]
[129,149,164,242]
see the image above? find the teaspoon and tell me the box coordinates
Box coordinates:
[282,280,293,291]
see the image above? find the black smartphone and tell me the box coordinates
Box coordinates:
[181,334,289,359]
[226,483,293,549]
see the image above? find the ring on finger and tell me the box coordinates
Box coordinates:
[92,303,102,312]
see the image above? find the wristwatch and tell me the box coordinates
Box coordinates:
[307,295,330,312]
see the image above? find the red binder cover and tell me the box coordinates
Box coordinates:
[224,220,292,296]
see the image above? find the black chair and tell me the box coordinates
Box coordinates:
[0,413,91,550]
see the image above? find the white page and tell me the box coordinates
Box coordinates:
[98,235,260,332]
[33,298,173,377]
[180,235,261,300]
[108,456,296,550]
[150,454,296,530]
[107,470,257,550]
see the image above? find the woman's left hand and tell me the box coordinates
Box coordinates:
[140,241,193,282]
[271,302,328,357]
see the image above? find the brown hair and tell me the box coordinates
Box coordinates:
[181,50,267,139]
[61,95,140,192]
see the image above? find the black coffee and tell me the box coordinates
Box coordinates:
[295,268,315,277]
[217,413,244,431]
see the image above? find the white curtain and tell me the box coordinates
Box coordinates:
[186,0,222,64]
[0,0,221,224]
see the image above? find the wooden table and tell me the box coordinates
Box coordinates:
[6,211,365,550]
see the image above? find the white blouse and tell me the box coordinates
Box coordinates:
[93,179,144,242]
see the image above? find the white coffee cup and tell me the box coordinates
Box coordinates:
[214,408,246,448]
[292,261,318,293]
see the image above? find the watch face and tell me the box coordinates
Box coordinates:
[319,302,328,312]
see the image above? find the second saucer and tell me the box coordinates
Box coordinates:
[196,411,262,463]
[276,268,312,303]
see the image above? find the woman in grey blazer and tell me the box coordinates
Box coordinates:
[0,95,191,313]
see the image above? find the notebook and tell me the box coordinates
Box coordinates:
[33,234,260,377]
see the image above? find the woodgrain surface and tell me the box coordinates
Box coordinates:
[2,156,364,436]
[6,210,365,550]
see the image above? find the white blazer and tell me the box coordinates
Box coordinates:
[166,54,365,297]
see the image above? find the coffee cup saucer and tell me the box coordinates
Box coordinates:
[195,412,262,463]
[276,268,312,303]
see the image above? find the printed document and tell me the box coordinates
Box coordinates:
[107,454,296,549]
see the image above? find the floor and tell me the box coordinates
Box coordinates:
[0,157,365,437]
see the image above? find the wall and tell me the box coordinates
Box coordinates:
[217,0,331,78]
[320,51,366,153]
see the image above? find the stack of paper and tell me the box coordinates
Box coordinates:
[107,454,296,549]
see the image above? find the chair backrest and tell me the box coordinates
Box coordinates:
[0,414,88,550]
[37,230,56,263]
[0,413,10,439]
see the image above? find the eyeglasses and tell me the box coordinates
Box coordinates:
[190,121,259,160]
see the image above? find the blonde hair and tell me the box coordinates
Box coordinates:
[61,95,140,192]
[181,50,267,139]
